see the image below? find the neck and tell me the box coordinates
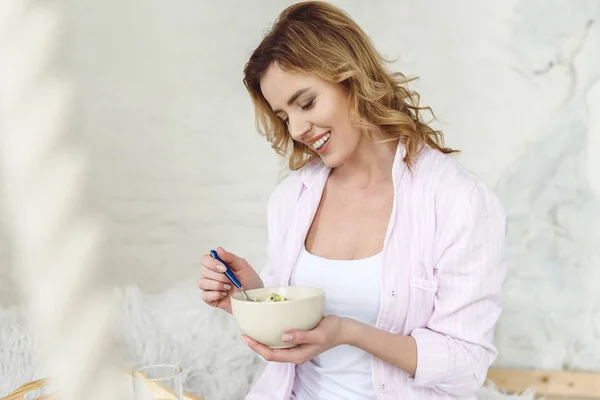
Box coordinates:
[331,136,399,189]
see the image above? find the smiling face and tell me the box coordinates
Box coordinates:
[259,63,363,168]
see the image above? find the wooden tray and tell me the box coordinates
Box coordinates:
[487,368,600,399]
[1,375,204,400]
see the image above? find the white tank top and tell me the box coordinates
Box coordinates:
[289,245,382,400]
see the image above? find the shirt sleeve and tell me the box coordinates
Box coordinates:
[410,180,508,396]
[258,172,303,290]
[253,191,279,364]
[258,189,279,289]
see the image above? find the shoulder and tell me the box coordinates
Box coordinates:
[268,171,302,205]
[266,170,304,223]
[412,147,505,217]
[412,146,477,191]
[268,158,325,210]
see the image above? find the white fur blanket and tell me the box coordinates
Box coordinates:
[0,281,536,399]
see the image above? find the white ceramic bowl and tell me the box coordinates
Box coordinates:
[230,286,325,348]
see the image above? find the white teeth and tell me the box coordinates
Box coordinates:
[312,133,330,150]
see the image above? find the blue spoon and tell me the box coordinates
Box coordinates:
[210,249,254,301]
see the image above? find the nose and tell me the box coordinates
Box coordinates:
[288,115,312,142]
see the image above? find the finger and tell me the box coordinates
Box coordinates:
[201,290,228,303]
[241,336,276,360]
[282,329,324,345]
[242,335,305,363]
[216,246,246,269]
[197,277,232,292]
[200,254,227,273]
[202,267,230,284]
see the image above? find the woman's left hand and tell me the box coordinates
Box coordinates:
[241,315,348,364]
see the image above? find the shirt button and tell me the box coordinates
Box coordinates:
[390,290,396,297]
[380,383,387,390]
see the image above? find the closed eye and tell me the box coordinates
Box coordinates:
[300,98,315,111]
[275,97,314,125]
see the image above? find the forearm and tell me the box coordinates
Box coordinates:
[341,317,417,376]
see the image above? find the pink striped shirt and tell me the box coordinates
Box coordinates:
[246,142,507,400]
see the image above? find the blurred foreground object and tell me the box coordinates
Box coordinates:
[0,0,125,399]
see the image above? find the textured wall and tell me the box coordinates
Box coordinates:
[492,1,600,371]
[1,0,598,371]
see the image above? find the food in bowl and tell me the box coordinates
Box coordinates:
[230,286,325,348]
[261,293,288,302]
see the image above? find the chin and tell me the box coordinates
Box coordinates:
[319,152,346,169]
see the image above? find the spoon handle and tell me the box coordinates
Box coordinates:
[209,249,242,289]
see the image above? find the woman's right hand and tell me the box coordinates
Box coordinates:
[198,246,263,313]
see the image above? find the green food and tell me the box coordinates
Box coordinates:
[262,293,287,302]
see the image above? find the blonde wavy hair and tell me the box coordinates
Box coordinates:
[243,1,457,171]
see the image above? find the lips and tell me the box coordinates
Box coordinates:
[312,133,330,151]
[308,131,330,151]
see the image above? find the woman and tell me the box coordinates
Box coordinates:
[198,2,507,399]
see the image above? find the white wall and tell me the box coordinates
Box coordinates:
[1,0,599,371]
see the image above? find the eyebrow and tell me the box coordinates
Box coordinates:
[272,87,311,114]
